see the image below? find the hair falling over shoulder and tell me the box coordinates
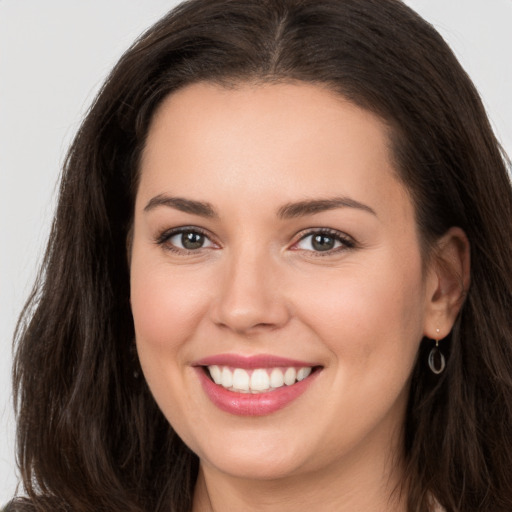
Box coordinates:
[11,1,512,511]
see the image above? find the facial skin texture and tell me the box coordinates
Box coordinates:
[130,82,469,512]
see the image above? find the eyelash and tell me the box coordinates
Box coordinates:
[292,228,356,256]
[155,227,356,255]
[155,226,216,254]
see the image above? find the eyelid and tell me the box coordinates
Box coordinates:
[154,226,355,255]
[155,225,218,252]
[290,228,356,254]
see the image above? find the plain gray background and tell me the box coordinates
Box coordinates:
[1,0,511,502]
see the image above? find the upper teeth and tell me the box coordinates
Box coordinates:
[207,365,312,393]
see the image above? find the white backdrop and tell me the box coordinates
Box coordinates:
[1,0,511,502]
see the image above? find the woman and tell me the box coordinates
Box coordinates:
[10,0,512,510]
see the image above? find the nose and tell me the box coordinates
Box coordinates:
[210,249,291,335]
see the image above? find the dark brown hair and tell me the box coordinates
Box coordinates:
[12,1,512,511]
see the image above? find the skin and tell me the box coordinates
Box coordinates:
[130,82,469,512]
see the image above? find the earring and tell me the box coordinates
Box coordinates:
[428,329,446,375]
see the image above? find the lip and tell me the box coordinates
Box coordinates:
[193,353,319,369]
[193,354,322,416]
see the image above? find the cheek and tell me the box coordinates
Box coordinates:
[296,255,426,371]
[130,251,212,360]
[290,256,425,453]
[129,252,212,433]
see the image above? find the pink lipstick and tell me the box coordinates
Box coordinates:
[193,354,321,416]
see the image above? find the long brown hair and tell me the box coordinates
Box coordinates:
[12,1,512,511]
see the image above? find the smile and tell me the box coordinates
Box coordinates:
[193,354,322,416]
[206,365,313,393]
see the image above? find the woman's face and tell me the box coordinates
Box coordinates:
[130,82,438,481]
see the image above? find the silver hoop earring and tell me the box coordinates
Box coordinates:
[428,338,446,375]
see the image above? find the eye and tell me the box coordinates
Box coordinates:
[157,227,216,252]
[293,229,354,253]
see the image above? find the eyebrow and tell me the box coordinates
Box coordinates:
[277,197,377,219]
[144,194,218,218]
[143,194,376,219]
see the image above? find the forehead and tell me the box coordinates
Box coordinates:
[138,81,412,224]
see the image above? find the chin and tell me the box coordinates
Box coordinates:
[192,434,309,481]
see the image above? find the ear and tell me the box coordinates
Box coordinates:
[423,227,470,339]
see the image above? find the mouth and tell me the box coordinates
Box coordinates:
[203,365,320,393]
[193,354,323,416]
